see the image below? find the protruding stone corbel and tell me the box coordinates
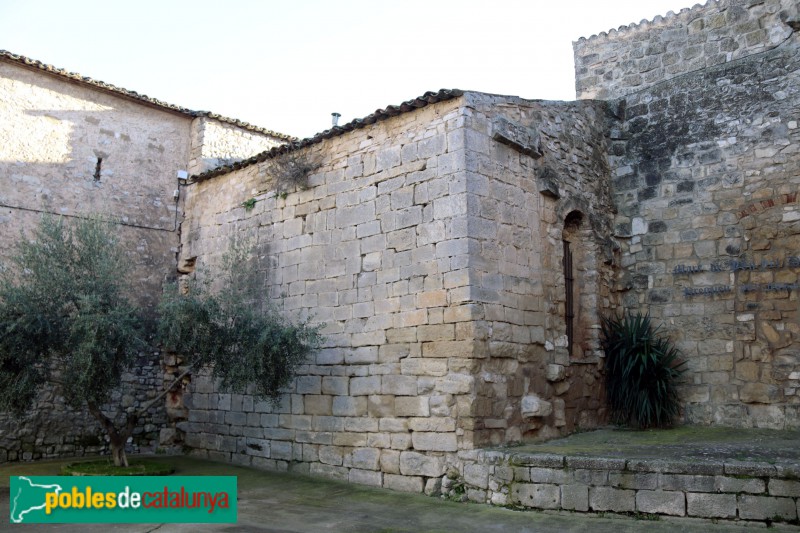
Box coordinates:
[492,116,542,159]
[537,166,561,199]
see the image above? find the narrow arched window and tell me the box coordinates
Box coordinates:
[563,238,574,351]
[563,211,583,357]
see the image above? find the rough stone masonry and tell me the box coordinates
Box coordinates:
[178,92,615,490]
[176,0,800,491]
[0,0,797,505]
[0,50,287,460]
[578,0,800,428]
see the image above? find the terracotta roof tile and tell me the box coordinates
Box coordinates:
[0,49,295,141]
[191,88,465,182]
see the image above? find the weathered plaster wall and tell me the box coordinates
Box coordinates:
[187,116,287,175]
[574,0,798,100]
[0,59,187,459]
[0,59,188,310]
[609,32,800,427]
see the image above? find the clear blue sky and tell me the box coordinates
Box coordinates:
[0,0,696,138]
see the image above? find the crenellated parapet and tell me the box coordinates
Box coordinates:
[574,0,799,100]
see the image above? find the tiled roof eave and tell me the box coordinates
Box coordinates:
[191,88,465,183]
[0,50,296,141]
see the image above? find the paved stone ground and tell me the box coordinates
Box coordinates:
[0,455,794,533]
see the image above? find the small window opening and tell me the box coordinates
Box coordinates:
[563,211,583,356]
[563,239,575,351]
[93,158,103,181]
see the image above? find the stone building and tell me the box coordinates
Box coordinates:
[178,92,615,488]
[575,0,800,428]
[0,0,798,496]
[0,50,290,460]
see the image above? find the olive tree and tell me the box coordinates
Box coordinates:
[157,238,322,406]
[0,216,321,467]
[0,215,146,466]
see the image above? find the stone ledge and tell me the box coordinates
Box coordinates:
[454,451,800,526]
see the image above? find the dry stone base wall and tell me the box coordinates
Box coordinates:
[0,353,166,462]
[453,450,800,525]
[182,371,461,493]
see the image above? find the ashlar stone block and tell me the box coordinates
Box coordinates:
[380,449,400,474]
[491,116,542,159]
[347,447,381,470]
[411,431,457,452]
[351,376,381,396]
[303,395,332,415]
[512,483,560,509]
[561,484,589,512]
[384,473,425,493]
[738,495,797,521]
[332,396,367,416]
[589,487,635,513]
[769,479,800,497]
[321,376,349,396]
[381,375,417,395]
[636,490,686,516]
[394,396,430,417]
[399,451,444,477]
[714,475,765,494]
[349,468,383,487]
[686,493,736,518]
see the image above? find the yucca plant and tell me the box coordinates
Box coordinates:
[601,312,686,428]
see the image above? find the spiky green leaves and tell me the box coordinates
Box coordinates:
[601,312,686,429]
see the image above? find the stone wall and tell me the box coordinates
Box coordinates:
[456,94,615,445]
[452,448,800,525]
[574,0,799,100]
[177,91,615,489]
[608,30,800,427]
[187,116,288,175]
[179,96,474,491]
[0,54,295,462]
[0,353,166,461]
[0,58,188,460]
[0,58,189,311]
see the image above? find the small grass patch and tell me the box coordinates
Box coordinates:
[241,197,257,211]
[61,459,175,476]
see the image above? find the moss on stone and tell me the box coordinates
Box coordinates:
[499,427,800,464]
